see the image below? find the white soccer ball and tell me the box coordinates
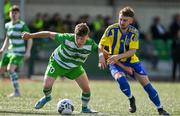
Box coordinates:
[57,99,74,115]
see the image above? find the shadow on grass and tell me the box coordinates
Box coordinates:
[0,110,110,115]
[0,110,57,115]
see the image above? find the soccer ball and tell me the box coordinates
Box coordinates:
[57,99,74,115]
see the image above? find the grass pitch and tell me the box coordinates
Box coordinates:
[0,78,179,116]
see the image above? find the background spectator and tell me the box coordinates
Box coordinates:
[169,13,180,39]
[150,16,169,42]
[140,33,159,70]
[171,29,180,81]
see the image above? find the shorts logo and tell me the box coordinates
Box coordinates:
[140,71,144,74]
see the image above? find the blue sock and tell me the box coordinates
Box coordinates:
[9,72,19,93]
[116,76,132,98]
[144,83,162,108]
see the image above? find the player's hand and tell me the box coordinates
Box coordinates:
[107,54,119,64]
[24,51,31,60]
[98,55,107,70]
[22,32,31,40]
[126,67,134,76]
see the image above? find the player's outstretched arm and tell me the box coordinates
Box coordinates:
[22,31,57,40]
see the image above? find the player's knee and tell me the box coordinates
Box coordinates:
[114,72,125,80]
[116,76,127,84]
[6,68,15,73]
[137,75,150,86]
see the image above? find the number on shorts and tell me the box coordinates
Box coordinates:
[49,66,55,73]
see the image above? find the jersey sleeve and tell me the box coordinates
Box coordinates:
[99,27,112,46]
[91,39,98,53]
[129,32,139,49]
[22,23,30,32]
[5,23,8,33]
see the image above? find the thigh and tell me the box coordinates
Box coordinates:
[131,62,147,75]
[0,53,10,67]
[65,66,85,80]
[45,58,67,79]
[75,72,90,93]
[7,64,18,72]
[9,55,23,66]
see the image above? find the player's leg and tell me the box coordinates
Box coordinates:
[7,55,23,97]
[34,75,55,109]
[66,66,97,113]
[7,64,20,97]
[109,64,136,113]
[0,66,7,79]
[75,72,98,113]
[35,58,60,109]
[132,62,169,115]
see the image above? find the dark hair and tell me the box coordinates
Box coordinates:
[119,6,134,17]
[10,5,20,12]
[74,23,90,36]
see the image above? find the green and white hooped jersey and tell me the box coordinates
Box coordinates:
[52,33,98,69]
[5,20,30,56]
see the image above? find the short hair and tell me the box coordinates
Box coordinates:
[119,6,134,17]
[74,23,90,36]
[10,5,20,12]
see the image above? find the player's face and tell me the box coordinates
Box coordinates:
[119,14,133,30]
[9,11,20,21]
[75,35,89,48]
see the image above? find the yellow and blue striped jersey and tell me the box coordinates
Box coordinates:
[100,23,139,63]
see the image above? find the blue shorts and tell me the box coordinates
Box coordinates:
[109,62,147,78]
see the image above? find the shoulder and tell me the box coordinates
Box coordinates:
[5,21,11,28]
[86,38,95,43]
[63,33,74,37]
[106,23,119,31]
[105,23,119,36]
[56,33,74,40]
[128,25,139,34]
[63,33,74,40]
[19,20,27,26]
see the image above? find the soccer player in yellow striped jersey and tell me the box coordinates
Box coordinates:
[99,6,169,115]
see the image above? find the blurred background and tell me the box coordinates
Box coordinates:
[0,0,180,81]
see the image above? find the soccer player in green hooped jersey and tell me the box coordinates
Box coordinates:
[22,23,106,113]
[99,6,169,115]
[0,5,33,97]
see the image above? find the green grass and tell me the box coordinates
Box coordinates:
[0,79,179,115]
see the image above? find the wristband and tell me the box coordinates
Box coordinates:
[99,52,103,57]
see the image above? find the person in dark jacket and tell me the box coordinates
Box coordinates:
[171,29,180,81]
